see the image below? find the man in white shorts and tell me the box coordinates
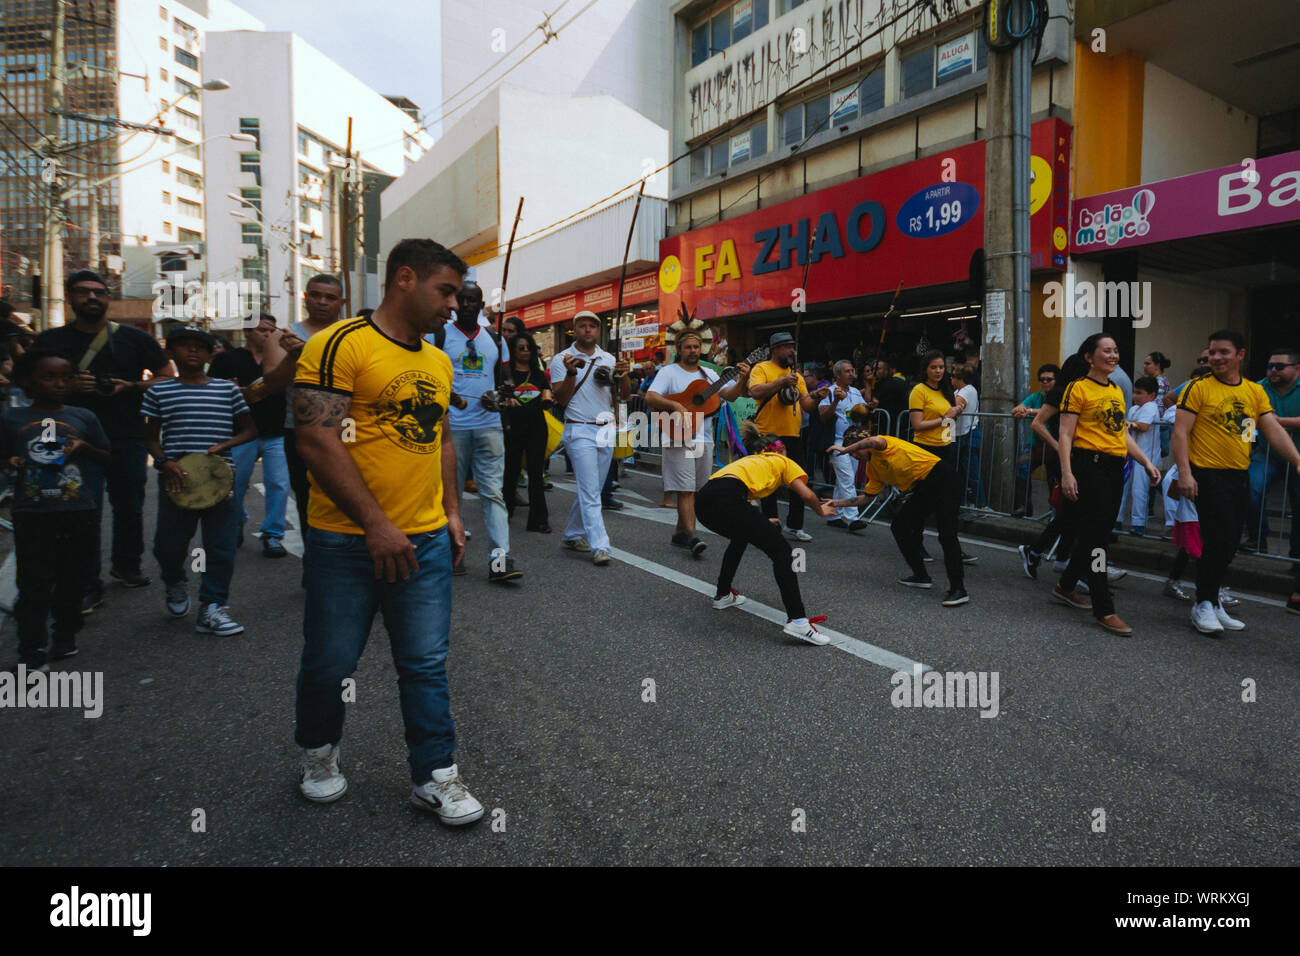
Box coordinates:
[645,329,749,556]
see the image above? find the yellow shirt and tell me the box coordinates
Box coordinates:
[909,383,954,446]
[748,360,807,437]
[864,437,940,494]
[295,316,454,535]
[1178,374,1274,471]
[711,452,808,499]
[1060,376,1127,457]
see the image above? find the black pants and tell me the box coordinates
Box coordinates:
[1032,453,1077,558]
[758,435,806,530]
[503,418,549,530]
[697,477,806,620]
[1192,466,1248,605]
[13,510,95,664]
[1060,450,1124,618]
[88,438,148,591]
[283,428,311,535]
[890,466,963,589]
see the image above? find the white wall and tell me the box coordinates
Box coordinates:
[1134,270,1232,383]
[440,0,672,131]
[1140,63,1258,184]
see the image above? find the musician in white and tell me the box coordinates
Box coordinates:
[819,360,868,530]
[549,311,629,565]
[645,329,750,556]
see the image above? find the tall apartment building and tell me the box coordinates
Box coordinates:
[202,30,431,326]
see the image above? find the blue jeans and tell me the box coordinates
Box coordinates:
[232,435,289,539]
[295,526,456,782]
[153,474,239,606]
[956,428,987,508]
[451,427,510,558]
[90,438,148,589]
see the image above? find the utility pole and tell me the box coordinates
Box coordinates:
[341,117,354,312]
[982,0,1035,512]
[87,186,99,273]
[41,0,67,329]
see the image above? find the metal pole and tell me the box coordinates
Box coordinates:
[42,0,67,329]
[1012,0,1032,415]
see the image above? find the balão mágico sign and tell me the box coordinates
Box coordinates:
[659,118,1070,323]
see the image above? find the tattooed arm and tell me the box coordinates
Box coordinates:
[293,386,418,581]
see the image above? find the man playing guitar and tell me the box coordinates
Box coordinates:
[645,330,750,556]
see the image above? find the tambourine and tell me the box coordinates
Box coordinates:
[777,384,799,405]
[166,453,234,510]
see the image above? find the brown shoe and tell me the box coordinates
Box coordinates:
[1097,613,1133,636]
[464,478,478,494]
[1052,584,1091,611]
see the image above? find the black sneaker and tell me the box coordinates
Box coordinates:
[1018,544,1040,580]
[689,536,707,557]
[49,640,78,662]
[602,498,624,510]
[488,556,524,583]
[452,563,468,577]
[109,567,151,588]
[921,547,935,562]
[942,588,970,607]
[81,589,105,615]
[961,552,978,565]
[262,537,288,559]
[848,519,868,531]
[826,518,849,529]
[898,573,933,589]
[670,531,691,548]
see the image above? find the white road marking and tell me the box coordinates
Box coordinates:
[0,550,14,616]
[607,546,929,673]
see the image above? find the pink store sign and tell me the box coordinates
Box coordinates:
[1070,149,1300,254]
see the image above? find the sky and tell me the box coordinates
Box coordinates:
[229,0,443,135]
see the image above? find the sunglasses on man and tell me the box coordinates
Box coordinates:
[1265,362,1298,371]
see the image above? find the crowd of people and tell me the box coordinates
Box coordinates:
[2,243,1298,826]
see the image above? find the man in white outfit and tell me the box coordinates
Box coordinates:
[549,311,629,565]
[820,360,867,530]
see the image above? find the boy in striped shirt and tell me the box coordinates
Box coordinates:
[143,326,256,635]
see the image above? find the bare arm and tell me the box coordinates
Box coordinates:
[1057,413,1079,500]
[789,476,833,518]
[208,411,257,456]
[716,364,750,402]
[1173,408,1196,499]
[440,416,465,569]
[1031,403,1059,453]
[146,418,187,493]
[1258,412,1300,472]
[293,387,416,582]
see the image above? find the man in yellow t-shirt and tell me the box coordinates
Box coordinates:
[290,238,484,826]
[744,331,830,541]
[828,430,968,606]
[1174,329,1300,633]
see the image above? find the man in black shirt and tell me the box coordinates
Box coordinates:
[868,358,910,436]
[210,313,290,558]
[34,270,172,609]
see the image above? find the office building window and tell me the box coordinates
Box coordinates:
[239,154,261,186]
[174,47,198,70]
[159,5,168,19]
[239,187,262,214]
[901,46,935,98]
[159,37,168,51]
[178,228,202,242]
[239,117,260,149]
[162,221,173,236]
[175,77,198,100]
[860,70,885,114]
[161,161,170,173]
[174,108,200,131]
[710,10,731,52]
[936,33,977,87]
[161,191,171,205]
[176,168,202,190]
[781,104,802,147]
[298,131,311,157]
[177,198,202,218]
[159,68,168,82]
[690,148,707,180]
[241,222,262,242]
[691,23,709,66]
[242,258,267,283]
[299,198,320,225]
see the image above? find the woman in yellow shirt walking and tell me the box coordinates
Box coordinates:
[908,350,966,472]
[695,422,836,645]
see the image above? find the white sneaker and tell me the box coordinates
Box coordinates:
[592,549,612,565]
[1191,601,1224,635]
[195,603,245,636]
[785,527,813,542]
[712,588,746,610]
[410,764,484,825]
[782,617,829,645]
[1213,603,1245,631]
[165,583,190,618]
[563,537,590,552]
[1218,587,1240,608]
[299,744,347,803]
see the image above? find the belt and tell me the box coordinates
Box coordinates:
[565,419,607,426]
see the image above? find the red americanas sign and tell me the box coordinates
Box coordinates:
[505,270,659,329]
[658,118,1071,322]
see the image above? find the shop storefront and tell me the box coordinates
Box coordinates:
[505,270,662,362]
[1069,149,1300,379]
[658,118,1071,378]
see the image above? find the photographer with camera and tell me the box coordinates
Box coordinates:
[34,270,173,612]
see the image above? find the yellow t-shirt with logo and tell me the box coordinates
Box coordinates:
[1059,375,1127,457]
[711,452,808,499]
[864,437,940,494]
[748,360,807,437]
[1178,375,1274,471]
[908,383,954,447]
[295,316,454,534]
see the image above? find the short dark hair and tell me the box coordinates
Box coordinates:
[384,239,467,288]
[1267,346,1300,365]
[1145,350,1170,371]
[1208,329,1245,351]
[305,273,343,292]
[1133,375,1158,395]
[65,269,108,293]
[13,347,71,383]
[1036,363,1060,378]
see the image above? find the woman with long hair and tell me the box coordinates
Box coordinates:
[501,332,553,533]
[1142,351,1172,403]
[1053,334,1161,636]
[695,421,835,645]
[908,350,965,471]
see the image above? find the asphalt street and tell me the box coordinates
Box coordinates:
[1,462,1297,866]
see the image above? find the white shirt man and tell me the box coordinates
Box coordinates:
[819,361,866,526]
[548,310,628,564]
[954,383,980,438]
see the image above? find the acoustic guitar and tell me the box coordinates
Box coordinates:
[657,346,769,443]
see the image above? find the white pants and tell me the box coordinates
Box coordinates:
[562,422,613,553]
[830,453,860,522]
[1119,464,1151,530]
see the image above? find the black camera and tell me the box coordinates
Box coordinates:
[94,374,116,395]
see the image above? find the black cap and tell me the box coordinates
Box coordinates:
[165,325,215,349]
[769,332,795,348]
